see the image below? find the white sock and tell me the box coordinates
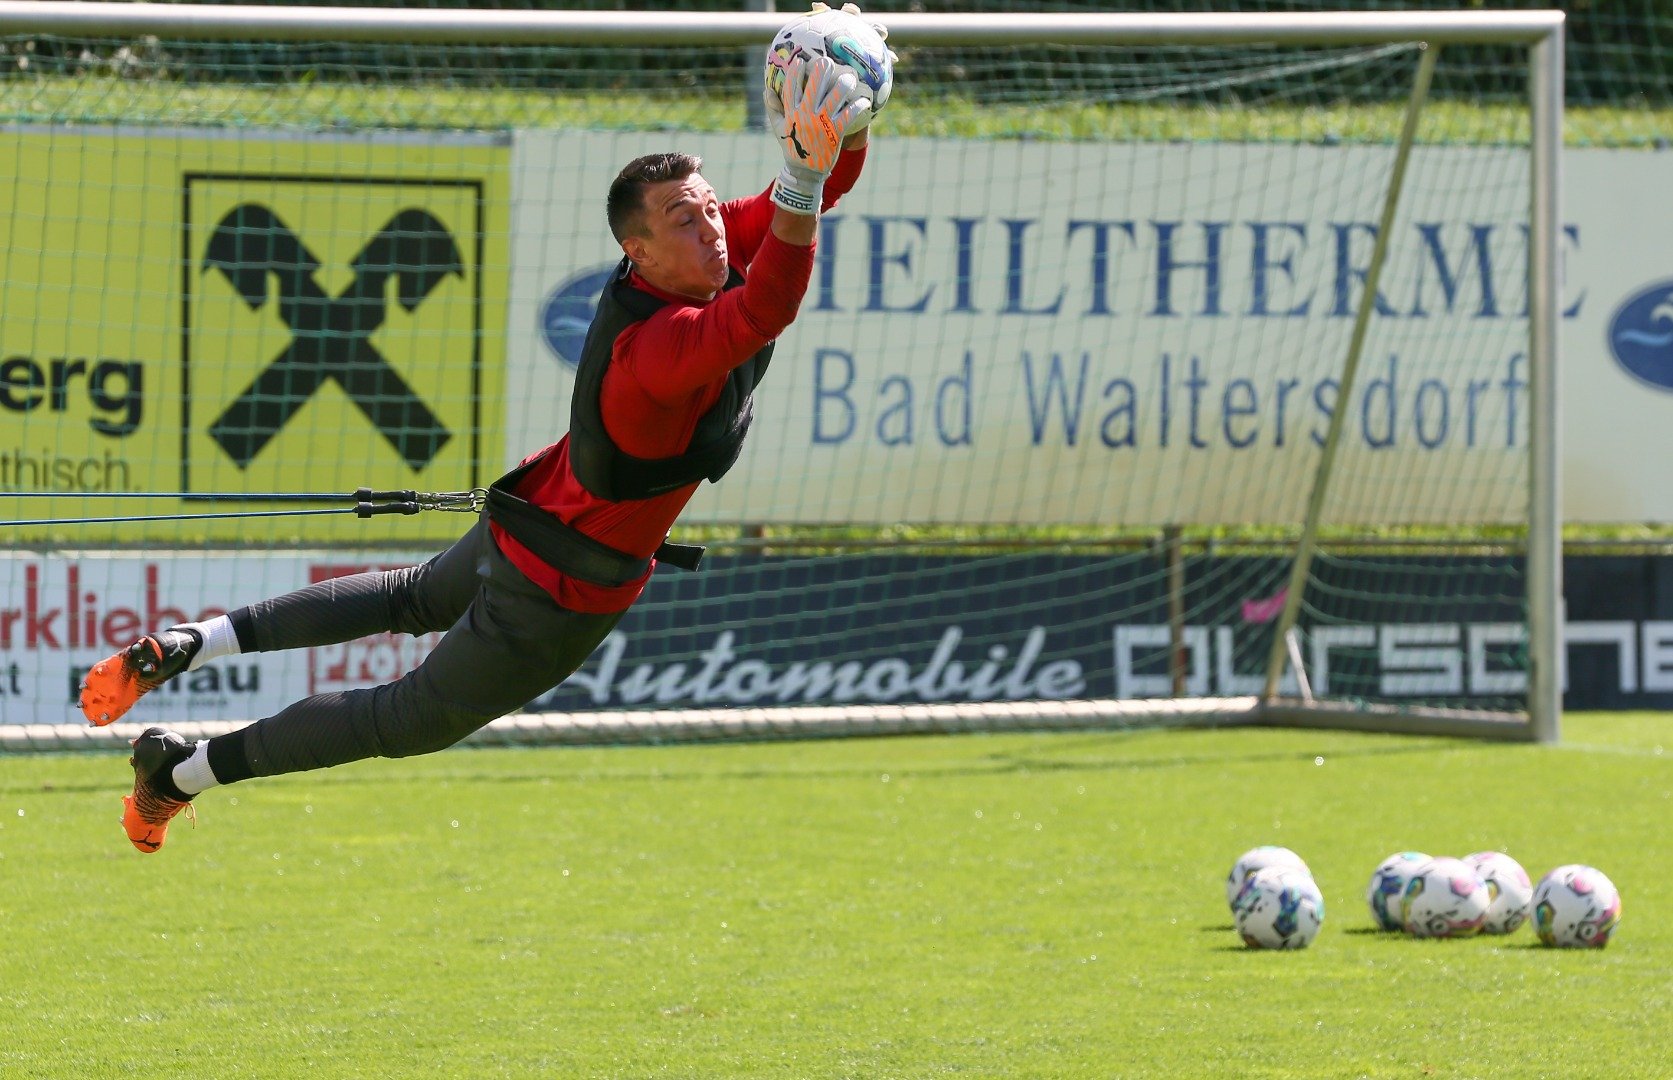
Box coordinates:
[171,741,221,796]
[175,615,240,671]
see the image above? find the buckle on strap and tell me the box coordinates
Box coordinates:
[654,541,705,572]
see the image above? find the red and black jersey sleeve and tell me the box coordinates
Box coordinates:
[720,141,869,270]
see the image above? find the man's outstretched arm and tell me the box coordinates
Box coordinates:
[625,55,869,402]
[722,129,868,270]
[766,54,870,245]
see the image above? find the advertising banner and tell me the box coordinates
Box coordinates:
[1,550,1668,726]
[0,552,442,726]
[1561,150,1673,522]
[0,126,510,543]
[508,133,1669,525]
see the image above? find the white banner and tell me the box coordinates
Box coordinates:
[508,132,1667,525]
[0,553,436,727]
[1562,149,1673,522]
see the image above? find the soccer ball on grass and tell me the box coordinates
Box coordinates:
[1532,864,1622,948]
[1226,845,1311,911]
[764,2,895,130]
[1233,865,1325,950]
[1401,856,1490,938]
[1464,851,1534,935]
[1365,850,1430,932]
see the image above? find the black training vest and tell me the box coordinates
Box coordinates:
[568,256,773,501]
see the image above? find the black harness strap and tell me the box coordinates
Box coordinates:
[486,449,703,589]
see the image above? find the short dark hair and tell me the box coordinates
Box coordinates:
[607,152,704,243]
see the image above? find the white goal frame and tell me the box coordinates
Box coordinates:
[0,3,1565,751]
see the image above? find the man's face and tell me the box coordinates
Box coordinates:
[623,173,729,301]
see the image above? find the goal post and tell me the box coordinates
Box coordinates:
[1257,31,1562,745]
[0,4,1564,750]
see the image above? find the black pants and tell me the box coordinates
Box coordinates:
[222,517,623,780]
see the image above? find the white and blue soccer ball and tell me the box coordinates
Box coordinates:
[1234,865,1325,950]
[1227,845,1311,911]
[1401,856,1491,938]
[1464,851,1535,935]
[1366,851,1431,932]
[764,3,895,129]
[1533,864,1622,948]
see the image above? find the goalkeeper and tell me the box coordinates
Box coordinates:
[79,46,879,853]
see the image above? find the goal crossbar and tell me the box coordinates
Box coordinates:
[0,2,1565,47]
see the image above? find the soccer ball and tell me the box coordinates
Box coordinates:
[1233,866,1325,950]
[1532,864,1622,948]
[1365,851,1430,932]
[764,4,895,130]
[1401,856,1490,938]
[1464,851,1534,935]
[1226,845,1311,911]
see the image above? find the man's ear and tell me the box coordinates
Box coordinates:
[621,235,652,267]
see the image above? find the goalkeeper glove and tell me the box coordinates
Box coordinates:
[770,54,869,215]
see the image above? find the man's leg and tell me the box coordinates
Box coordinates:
[121,532,624,851]
[82,519,490,726]
[233,516,490,653]
[223,593,621,778]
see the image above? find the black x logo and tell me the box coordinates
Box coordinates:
[202,204,462,470]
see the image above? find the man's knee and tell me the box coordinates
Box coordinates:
[374,687,496,759]
[387,568,473,640]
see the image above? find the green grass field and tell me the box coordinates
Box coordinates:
[0,713,1668,1078]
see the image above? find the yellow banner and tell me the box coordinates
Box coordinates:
[0,129,508,543]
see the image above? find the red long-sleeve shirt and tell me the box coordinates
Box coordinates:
[492,147,868,612]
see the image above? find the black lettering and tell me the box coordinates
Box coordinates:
[88,360,143,437]
[49,357,87,412]
[0,356,43,412]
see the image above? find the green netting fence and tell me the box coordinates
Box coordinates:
[0,1,1664,146]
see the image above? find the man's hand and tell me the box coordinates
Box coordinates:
[770,54,869,215]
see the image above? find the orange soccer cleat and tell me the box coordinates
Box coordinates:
[79,628,200,726]
[122,727,196,854]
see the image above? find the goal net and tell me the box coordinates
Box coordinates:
[0,6,1562,748]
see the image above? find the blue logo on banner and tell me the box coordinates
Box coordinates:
[1608,279,1673,391]
[539,264,616,369]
